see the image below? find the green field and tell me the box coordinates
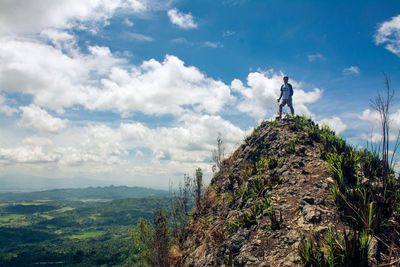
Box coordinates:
[69,230,106,239]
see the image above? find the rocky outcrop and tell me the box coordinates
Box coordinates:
[182,118,346,266]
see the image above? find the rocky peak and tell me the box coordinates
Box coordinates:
[182,118,346,266]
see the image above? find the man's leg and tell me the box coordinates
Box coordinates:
[288,99,294,117]
[278,103,283,118]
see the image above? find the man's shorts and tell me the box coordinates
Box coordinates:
[281,98,293,108]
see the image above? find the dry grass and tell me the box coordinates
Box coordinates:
[203,186,218,209]
[169,245,183,266]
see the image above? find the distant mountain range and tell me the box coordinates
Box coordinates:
[0,175,130,193]
[0,185,169,203]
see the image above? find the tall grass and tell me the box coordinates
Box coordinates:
[295,111,399,265]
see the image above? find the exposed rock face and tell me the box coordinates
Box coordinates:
[182,119,345,266]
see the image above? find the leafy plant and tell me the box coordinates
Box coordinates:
[239,160,254,182]
[299,226,371,267]
[286,138,297,154]
[266,156,279,169]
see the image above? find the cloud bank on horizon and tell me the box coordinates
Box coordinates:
[0,0,399,188]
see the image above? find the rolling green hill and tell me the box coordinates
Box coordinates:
[0,185,172,266]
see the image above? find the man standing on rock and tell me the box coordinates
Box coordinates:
[276,76,294,119]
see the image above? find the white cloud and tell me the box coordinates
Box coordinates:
[167,8,197,29]
[0,0,147,35]
[343,66,360,75]
[40,29,77,52]
[124,18,134,27]
[0,113,246,187]
[0,124,127,166]
[0,37,126,113]
[375,14,400,57]
[203,41,223,48]
[0,94,17,116]
[0,137,62,163]
[4,112,246,167]
[361,107,400,129]
[125,32,154,41]
[393,109,400,130]
[359,108,400,142]
[120,113,246,163]
[18,105,68,133]
[320,116,347,134]
[360,109,381,126]
[89,55,235,116]
[231,70,322,120]
[0,36,234,116]
[307,53,324,62]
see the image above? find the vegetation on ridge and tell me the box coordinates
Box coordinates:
[297,78,400,266]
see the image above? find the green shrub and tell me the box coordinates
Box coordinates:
[299,226,371,267]
[266,156,279,169]
[286,139,297,154]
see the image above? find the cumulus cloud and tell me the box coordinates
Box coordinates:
[167,8,197,29]
[359,108,400,142]
[0,0,147,35]
[375,14,400,57]
[120,113,246,163]
[343,66,360,75]
[360,109,381,126]
[0,124,127,166]
[0,36,233,116]
[0,137,62,163]
[3,113,246,167]
[93,55,235,115]
[18,105,68,133]
[320,116,347,134]
[307,53,324,62]
[361,107,400,130]
[0,37,126,113]
[0,113,246,186]
[231,70,322,120]
[40,29,77,52]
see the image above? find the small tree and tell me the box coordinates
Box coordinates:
[171,174,192,244]
[370,74,400,184]
[130,218,154,265]
[152,209,170,267]
[369,74,400,261]
[194,168,203,211]
[131,211,171,267]
[212,133,225,173]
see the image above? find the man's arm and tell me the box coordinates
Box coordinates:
[277,86,283,102]
[289,84,293,97]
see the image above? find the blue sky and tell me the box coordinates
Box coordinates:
[0,0,399,189]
